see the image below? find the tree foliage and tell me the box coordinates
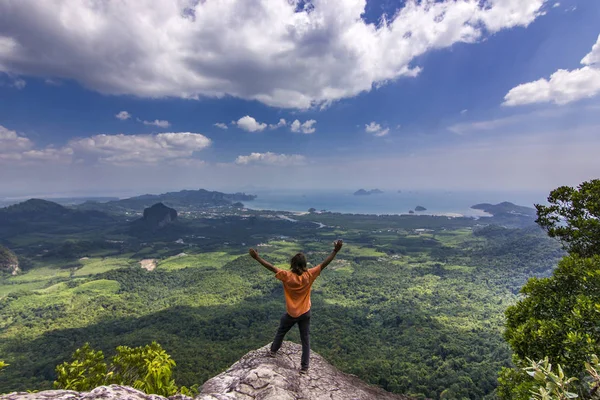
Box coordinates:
[535,179,600,258]
[54,343,107,391]
[504,256,600,375]
[110,342,178,396]
[54,342,192,397]
[501,180,600,399]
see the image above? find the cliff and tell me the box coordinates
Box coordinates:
[0,342,412,400]
[0,245,19,275]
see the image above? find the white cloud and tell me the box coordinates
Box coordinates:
[44,78,61,86]
[582,35,600,66]
[69,132,211,164]
[365,122,382,133]
[269,118,287,129]
[20,147,74,164]
[214,122,228,130]
[291,119,316,134]
[0,125,33,152]
[12,78,25,89]
[115,111,131,120]
[0,127,211,166]
[0,0,548,109]
[365,121,389,137]
[236,116,267,132]
[552,2,560,8]
[235,152,306,166]
[504,34,600,106]
[142,119,171,128]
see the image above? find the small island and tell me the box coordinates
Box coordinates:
[354,189,384,196]
[415,206,427,212]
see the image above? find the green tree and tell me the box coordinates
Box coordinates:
[54,343,107,391]
[504,255,600,373]
[535,179,600,258]
[110,342,178,397]
[54,342,190,397]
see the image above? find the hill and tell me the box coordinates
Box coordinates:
[471,201,536,217]
[0,199,114,239]
[130,203,177,232]
[354,189,383,196]
[77,189,256,213]
[0,342,412,400]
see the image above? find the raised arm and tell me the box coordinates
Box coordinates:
[249,248,278,273]
[319,240,343,271]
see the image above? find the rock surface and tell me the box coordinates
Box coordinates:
[0,385,192,400]
[0,342,412,400]
[197,341,411,400]
[0,245,20,275]
[143,203,178,229]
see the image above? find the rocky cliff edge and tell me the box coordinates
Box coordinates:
[1,341,412,400]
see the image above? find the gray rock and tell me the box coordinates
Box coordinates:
[0,385,192,400]
[197,341,411,400]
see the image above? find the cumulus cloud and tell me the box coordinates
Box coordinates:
[115,111,131,120]
[69,132,211,164]
[0,125,211,166]
[269,118,287,129]
[236,116,267,132]
[214,122,228,130]
[0,126,73,165]
[291,119,316,134]
[504,34,600,106]
[142,119,171,128]
[0,0,548,109]
[365,122,389,137]
[235,152,306,166]
[0,125,34,152]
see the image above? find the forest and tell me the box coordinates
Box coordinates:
[0,194,565,399]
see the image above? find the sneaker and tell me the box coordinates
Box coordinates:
[267,350,277,358]
[299,368,308,375]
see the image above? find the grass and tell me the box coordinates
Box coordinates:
[73,257,134,276]
[72,279,121,294]
[158,251,240,271]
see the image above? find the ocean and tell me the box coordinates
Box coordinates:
[243,189,548,217]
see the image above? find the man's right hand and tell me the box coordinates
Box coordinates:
[249,248,259,259]
[333,240,343,252]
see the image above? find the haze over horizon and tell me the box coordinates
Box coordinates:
[1,0,599,197]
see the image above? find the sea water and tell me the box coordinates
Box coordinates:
[243,189,547,217]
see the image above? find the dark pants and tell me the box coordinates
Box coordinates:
[270,310,311,369]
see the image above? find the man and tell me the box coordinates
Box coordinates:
[249,239,344,374]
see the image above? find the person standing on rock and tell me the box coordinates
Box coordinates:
[249,239,343,374]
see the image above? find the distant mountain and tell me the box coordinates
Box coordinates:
[0,199,114,239]
[471,202,536,217]
[77,189,256,213]
[354,189,383,196]
[415,206,427,211]
[129,203,187,238]
[0,245,20,275]
[142,203,177,229]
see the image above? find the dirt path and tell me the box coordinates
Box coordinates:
[140,259,157,271]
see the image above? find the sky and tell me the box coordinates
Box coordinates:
[0,0,599,198]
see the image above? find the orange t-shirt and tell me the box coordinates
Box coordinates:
[275,265,322,317]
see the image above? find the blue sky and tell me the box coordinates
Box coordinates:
[0,0,599,197]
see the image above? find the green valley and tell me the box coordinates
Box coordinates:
[0,193,564,399]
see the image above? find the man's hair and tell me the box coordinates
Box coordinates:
[290,253,307,275]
